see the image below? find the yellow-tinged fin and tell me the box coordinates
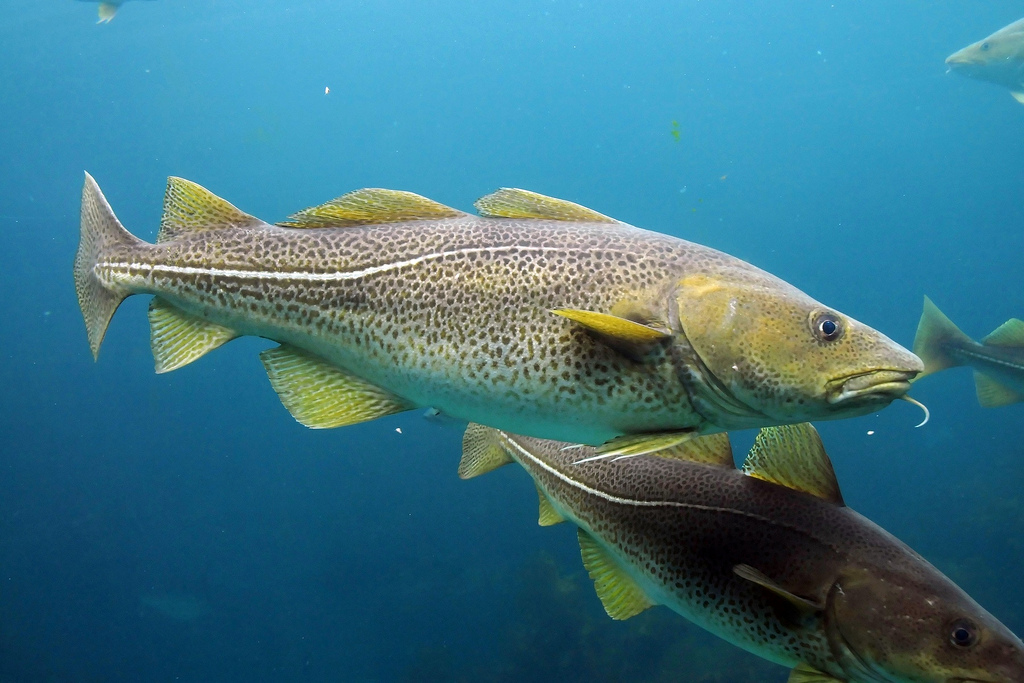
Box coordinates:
[148,298,238,374]
[1011,91,1024,105]
[458,424,513,479]
[648,432,733,467]
[279,188,465,228]
[75,172,145,360]
[981,318,1024,347]
[594,430,696,458]
[552,309,671,344]
[742,424,844,506]
[577,529,654,620]
[97,2,119,23]
[913,296,973,378]
[733,564,824,612]
[157,177,262,243]
[260,345,413,429]
[536,486,566,526]
[474,188,617,223]
[788,663,844,683]
[974,371,1024,408]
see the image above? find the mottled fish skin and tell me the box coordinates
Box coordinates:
[478,427,1024,682]
[77,174,922,445]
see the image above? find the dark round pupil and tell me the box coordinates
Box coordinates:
[821,320,837,336]
[954,627,971,643]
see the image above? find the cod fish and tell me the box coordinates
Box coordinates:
[75,173,921,452]
[459,423,1024,682]
[914,295,1024,407]
[946,17,1024,104]
[76,0,154,23]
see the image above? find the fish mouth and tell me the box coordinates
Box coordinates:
[827,369,918,405]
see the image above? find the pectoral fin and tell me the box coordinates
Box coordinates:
[148,298,238,373]
[587,430,696,460]
[260,345,413,428]
[733,564,824,613]
[552,308,671,345]
[788,663,844,683]
[578,529,654,620]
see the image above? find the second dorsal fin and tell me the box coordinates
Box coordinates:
[648,432,734,468]
[475,188,617,223]
[157,177,262,243]
[279,188,466,228]
[742,424,844,506]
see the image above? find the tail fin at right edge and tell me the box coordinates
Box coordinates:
[912,296,973,378]
[74,172,142,360]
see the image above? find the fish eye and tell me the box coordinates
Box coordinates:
[950,618,978,648]
[811,312,844,343]
[981,42,990,51]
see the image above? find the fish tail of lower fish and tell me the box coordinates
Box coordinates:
[74,172,145,360]
[913,295,973,378]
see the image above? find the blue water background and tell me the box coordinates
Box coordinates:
[1,1,1023,680]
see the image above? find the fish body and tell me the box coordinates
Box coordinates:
[459,424,1024,682]
[946,17,1024,104]
[76,0,154,23]
[913,296,1024,407]
[75,174,921,447]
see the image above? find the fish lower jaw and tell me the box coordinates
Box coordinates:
[826,370,917,406]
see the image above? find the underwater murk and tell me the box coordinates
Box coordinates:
[1,1,1023,681]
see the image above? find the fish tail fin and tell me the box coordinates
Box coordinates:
[912,296,973,377]
[97,3,119,23]
[75,172,144,360]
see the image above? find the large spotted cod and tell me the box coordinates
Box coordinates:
[459,423,1024,682]
[75,173,922,451]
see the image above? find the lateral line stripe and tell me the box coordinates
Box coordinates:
[98,245,571,283]
[502,435,775,522]
[957,348,1024,372]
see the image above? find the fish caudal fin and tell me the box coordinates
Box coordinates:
[912,296,972,377]
[97,2,119,23]
[74,172,144,360]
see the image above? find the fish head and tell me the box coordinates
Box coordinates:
[946,20,1024,86]
[670,271,922,428]
[824,565,1024,683]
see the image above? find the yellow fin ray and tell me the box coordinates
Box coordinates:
[279,188,465,228]
[148,298,238,373]
[974,371,1024,408]
[157,177,261,243]
[912,296,971,377]
[536,486,566,526]
[552,308,671,344]
[742,424,844,505]
[475,188,617,223]
[647,432,733,467]
[733,564,824,612]
[981,318,1024,347]
[458,424,514,479]
[590,430,695,459]
[578,529,654,620]
[788,663,844,683]
[260,345,413,428]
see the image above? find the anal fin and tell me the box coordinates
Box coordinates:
[260,345,413,428]
[536,486,566,526]
[149,298,238,373]
[578,529,654,620]
[788,663,843,683]
[974,372,1024,408]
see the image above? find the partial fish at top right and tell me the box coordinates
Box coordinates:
[946,17,1024,104]
[914,296,1024,407]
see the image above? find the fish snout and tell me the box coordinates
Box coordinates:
[827,369,919,405]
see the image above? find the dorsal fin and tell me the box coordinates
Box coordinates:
[157,177,261,243]
[742,424,844,505]
[279,188,465,228]
[647,432,733,467]
[981,319,1024,347]
[475,188,617,223]
[458,424,514,479]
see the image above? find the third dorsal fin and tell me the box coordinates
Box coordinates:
[742,424,844,506]
[648,432,734,468]
[475,188,617,223]
[279,188,466,228]
[157,177,262,243]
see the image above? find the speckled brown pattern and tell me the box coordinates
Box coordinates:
[491,429,1024,681]
[78,174,922,444]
